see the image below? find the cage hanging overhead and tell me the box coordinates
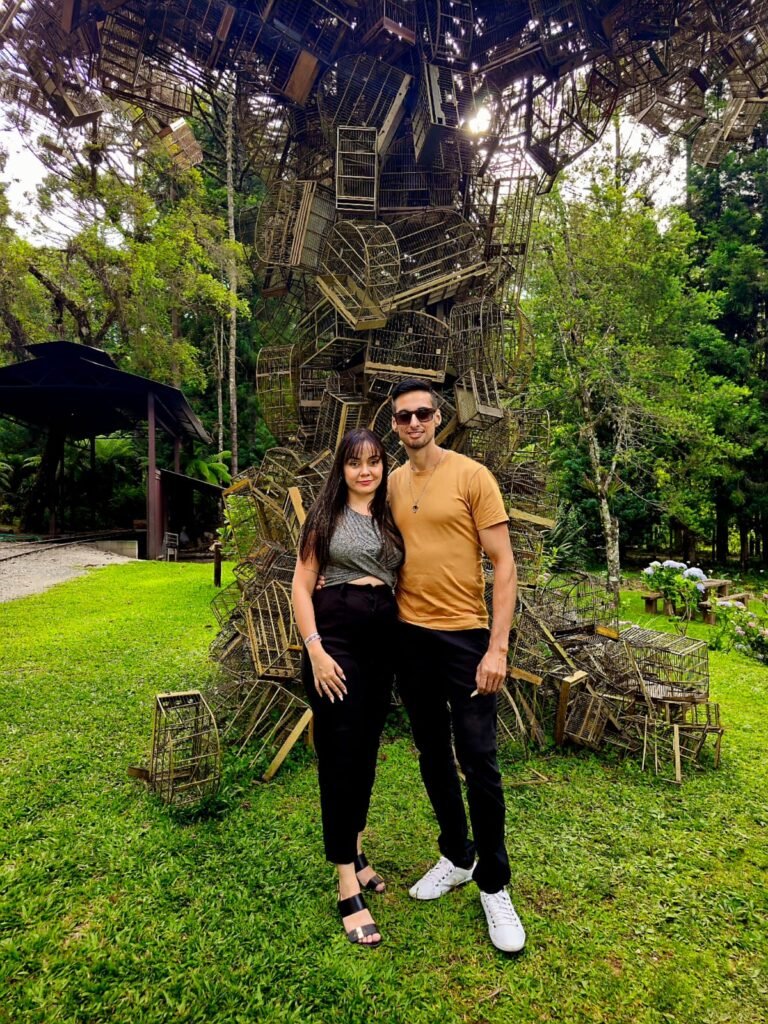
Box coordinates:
[419,0,474,64]
[335,126,379,213]
[317,53,411,155]
[255,344,300,443]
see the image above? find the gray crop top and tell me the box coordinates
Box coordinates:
[323,507,402,589]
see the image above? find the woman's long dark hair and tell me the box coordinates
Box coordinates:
[299,428,402,571]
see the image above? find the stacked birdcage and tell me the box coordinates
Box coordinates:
[317,220,400,329]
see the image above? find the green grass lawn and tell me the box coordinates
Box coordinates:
[1,565,767,1024]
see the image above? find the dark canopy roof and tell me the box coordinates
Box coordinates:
[0,341,210,442]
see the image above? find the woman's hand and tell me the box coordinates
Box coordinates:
[309,645,347,702]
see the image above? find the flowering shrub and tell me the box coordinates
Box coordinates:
[642,560,708,618]
[711,597,768,663]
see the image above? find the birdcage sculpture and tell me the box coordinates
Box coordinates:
[620,626,710,703]
[211,579,244,629]
[258,0,352,64]
[255,344,300,442]
[255,180,335,272]
[389,211,487,308]
[563,689,611,750]
[626,67,708,138]
[412,62,462,166]
[369,398,408,467]
[508,519,547,586]
[317,220,400,330]
[454,369,503,429]
[335,127,378,213]
[288,102,335,180]
[317,54,412,155]
[223,486,262,562]
[237,680,312,780]
[538,574,619,636]
[420,0,474,64]
[357,0,418,58]
[365,310,449,381]
[149,691,221,806]
[312,391,372,451]
[241,93,294,187]
[449,297,511,380]
[528,0,604,69]
[244,579,302,680]
[378,131,431,212]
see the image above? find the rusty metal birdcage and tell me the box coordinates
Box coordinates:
[335,126,379,213]
[255,344,300,442]
[255,181,335,272]
[389,211,487,307]
[419,0,474,64]
[528,0,604,69]
[449,297,513,381]
[365,310,449,381]
[620,626,710,703]
[357,0,418,58]
[317,54,412,155]
[314,391,372,451]
[454,369,503,428]
[149,691,221,806]
[318,220,400,329]
[245,579,302,680]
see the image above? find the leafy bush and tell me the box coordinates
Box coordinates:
[711,596,768,663]
[642,559,707,618]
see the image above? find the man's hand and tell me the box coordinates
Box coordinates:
[475,648,507,694]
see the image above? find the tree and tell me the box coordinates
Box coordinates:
[527,149,743,591]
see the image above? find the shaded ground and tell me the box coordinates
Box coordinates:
[0,543,134,603]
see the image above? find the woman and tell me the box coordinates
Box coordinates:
[291,428,403,948]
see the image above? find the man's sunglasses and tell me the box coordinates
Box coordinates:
[393,406,436,426]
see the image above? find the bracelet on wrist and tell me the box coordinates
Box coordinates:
[304,632,321,646]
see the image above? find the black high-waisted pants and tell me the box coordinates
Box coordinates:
[302,583,397,865]
[396,621,511,894]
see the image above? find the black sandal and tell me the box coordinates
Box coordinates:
[338,892,382,948]
[354,852,386,894]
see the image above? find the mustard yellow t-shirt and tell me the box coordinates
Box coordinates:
[389,450,508,630]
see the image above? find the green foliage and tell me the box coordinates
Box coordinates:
[1,566,767,1023]
[184,449,232,486]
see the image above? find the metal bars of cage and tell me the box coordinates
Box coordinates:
[419,0,474,64]
[356,0,418,59]
[619,626,710,703]
[255,180,335,272]
[317,54,412,156]
[335,126,378,213]
[149,691,221,806]
[317,220,401,330]
[255,344,300,442]
[364,310,449,382]
[388,210,488,309]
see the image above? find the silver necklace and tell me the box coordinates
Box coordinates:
[408,452,444,513]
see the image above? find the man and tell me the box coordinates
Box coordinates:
[388,378,525,953]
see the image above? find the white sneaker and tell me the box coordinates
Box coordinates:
[480,889,526,952]
[409,856,475,900]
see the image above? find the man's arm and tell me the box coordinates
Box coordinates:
[475,522,517,694]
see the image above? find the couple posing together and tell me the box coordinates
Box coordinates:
[291,379,525,953]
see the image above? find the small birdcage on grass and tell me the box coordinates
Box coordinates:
[318,220,400,330]
[365,310,449,381]
[317,54,411,155]
[454,370,503,429]
[539,574,619,636]
[620,626,710,703]
[335,126,378,213]
[255,344,300,442]
[563,689,610,750]
[149,691,221,806]
[255,181,335,271]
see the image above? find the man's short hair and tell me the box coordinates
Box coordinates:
[391,378,439,409]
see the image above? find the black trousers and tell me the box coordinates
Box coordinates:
[397,621,511,894]
[302,583,397,865]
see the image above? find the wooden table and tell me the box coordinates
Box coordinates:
[698,579,731,600]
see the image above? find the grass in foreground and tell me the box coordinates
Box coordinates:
[0,565,767,1024]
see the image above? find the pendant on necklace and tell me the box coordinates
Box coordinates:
[412,504,419,513]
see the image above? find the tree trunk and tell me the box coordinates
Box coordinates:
[739,519,750,571]
[597,493,621,603]
[22,427,65,534]
[715,494,730,564]
[215,317,225,455]
[225,87,239,476]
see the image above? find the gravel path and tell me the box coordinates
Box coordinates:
[0,544,134,603]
